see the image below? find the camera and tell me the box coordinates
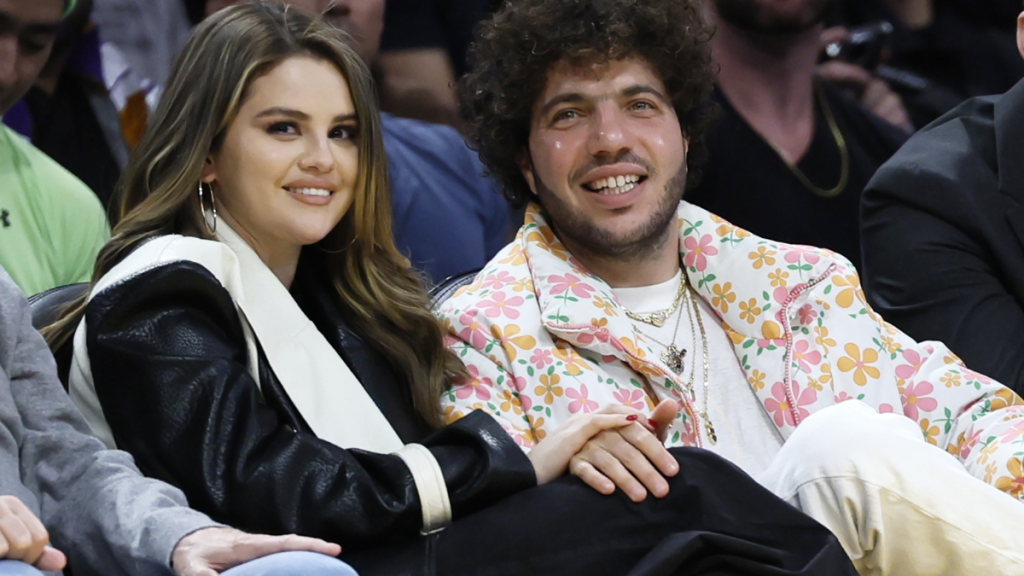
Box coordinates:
[824,21,894,71]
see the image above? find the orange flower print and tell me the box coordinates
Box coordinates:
[920,419,940,445]
[715,224,732,237]
[527,415,548,441]
[984,461,999,484]
[832,274,861,309]
[748,369,767,391]
[498,389,524,415]
[442,404,464,424]
[490,324,537,362]
[510,278,534,293]
[593,296,618,316]
[880,334,900,355]
[819,363,833,386]
[940,372,962,388]
[553,343,591,375]
[814,326,837,351]
[739,298,762,324]
[995,458,1024,499]
[769,269,789,287]
[977,439,1000,465]
[989,387,1024,411]
[837,343,881,386]
[711,283,737,313]
[748,246,776,270]
[807,376,822,392]
[535,373,564,403]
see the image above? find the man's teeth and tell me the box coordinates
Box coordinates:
[588,174,641,195]
[292,187,332,197]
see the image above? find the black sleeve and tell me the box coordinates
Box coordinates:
[85,262,535,550]
[862,162,1024,395]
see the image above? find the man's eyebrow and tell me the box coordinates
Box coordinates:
[538,93,588,118]
[0,13,60,35]
[622,85,671,104]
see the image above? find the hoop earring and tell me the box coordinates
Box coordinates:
[198,181,217,235]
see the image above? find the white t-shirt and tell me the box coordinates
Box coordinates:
[613,271,784,479]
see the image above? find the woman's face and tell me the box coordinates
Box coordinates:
[203,55,359,258]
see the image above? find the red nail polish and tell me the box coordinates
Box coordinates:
[626,414,638,421]
[649,418,657,427]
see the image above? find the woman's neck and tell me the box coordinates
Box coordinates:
[218,212,302,288]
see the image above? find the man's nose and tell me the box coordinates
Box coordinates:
[587,105,631,157]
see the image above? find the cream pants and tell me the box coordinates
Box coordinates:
[756,400,1024,576]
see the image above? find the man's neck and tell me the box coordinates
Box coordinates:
[560,226,682,289]
[882,0,934,29]
[711,14,822,164]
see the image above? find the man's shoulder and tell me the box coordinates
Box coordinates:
[437,238,533,316]
[0,126,105,216]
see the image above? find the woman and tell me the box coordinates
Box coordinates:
[46,3,856,575]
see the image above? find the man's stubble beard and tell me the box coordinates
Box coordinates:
[713,0,836,35]
[533,164,687,266]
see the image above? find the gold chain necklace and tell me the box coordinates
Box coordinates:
[634,301,687,374]
[621,274,687,327]
[682,281,716,444]
[764,81,850,199]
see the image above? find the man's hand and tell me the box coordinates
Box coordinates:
[0,495,66,571]
[528,411,637,485]
[171,527,341,576]
[569,400,681,502]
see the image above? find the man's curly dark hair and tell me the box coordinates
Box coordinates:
[461,0,717,208]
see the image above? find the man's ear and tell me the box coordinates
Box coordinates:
[1017,12,1024,62]
[518,152,538,195]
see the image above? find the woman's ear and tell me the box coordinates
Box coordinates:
[200,156,217,184]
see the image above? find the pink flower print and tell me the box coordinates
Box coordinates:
[566,384,599,414]
[455,366,492,402]
[530,348,554,369]
[764,381,817,427]
[835,391,854,403]
[901,380,939,420]
[1000,421,1024,443]
[797,304,818,325]
[458,310,490,349]
[895,349,925,381]
[683,234,719,272]
[479,291,525,319]
[481,270,516,290]
[773,286,790,305]
[613,388,646,410]
[785,245,821,265]
[548,273,596,299]
[792,340,822,373]
[878,403,895,414]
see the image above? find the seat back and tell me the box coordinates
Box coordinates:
[28,283,89,389]
[428,269,480,310]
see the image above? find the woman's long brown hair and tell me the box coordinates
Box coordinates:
[43,0,463,427]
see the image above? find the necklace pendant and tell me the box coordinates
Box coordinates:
[661,345,686,374]
[705,420,717,445]
[650,312,666,327]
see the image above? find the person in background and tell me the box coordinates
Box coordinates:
[832,0,1024,128]
[683,0,909,271]
[375,0,500,129]
[0,0,109,296]
[861,9,1024,395]
[90,0,191,87]
[441,0,1024,572]
[202,0,512,284]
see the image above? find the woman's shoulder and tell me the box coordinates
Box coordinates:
[92,235,241,300]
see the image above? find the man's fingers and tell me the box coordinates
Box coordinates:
[34,546,67,572]
[650,399,680,441]
[240,534,342,559]
[0,514,36,562]
[10,505,49,566]
[600,432,670,498]
[570,458,615,495]
[585,446,648,502]
[620,423,679,478]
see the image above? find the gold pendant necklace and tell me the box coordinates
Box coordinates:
[682,283,716,444]
[764,81,850,199]
[622,276,687,327]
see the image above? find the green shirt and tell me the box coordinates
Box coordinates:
[0,125,110,297]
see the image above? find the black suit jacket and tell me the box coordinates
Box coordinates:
[862,77,1024,394]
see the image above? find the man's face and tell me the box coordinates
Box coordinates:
[712,0,835,34]
[522,57,688,262]
[208,0,385,63]
[0,0,62,115]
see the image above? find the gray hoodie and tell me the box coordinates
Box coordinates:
[0,266,217,575]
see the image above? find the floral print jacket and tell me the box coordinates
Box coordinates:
[439,202,1024,500]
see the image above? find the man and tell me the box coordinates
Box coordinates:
[0,0,110,296]
[861,11,1024,394]
[683,0,909,270]
[0,264,356,576]
[204,0,513,284]
[439,0,1024,572]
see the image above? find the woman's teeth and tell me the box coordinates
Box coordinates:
[292,187,332,197]
[588,174,641,195]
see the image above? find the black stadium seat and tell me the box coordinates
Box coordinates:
[28,283,88,389]
[428,269,479,310]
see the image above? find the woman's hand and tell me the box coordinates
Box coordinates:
[0,495,67,571]
[528,400,681,501]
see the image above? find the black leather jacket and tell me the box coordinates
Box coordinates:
[82,253,535,552]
